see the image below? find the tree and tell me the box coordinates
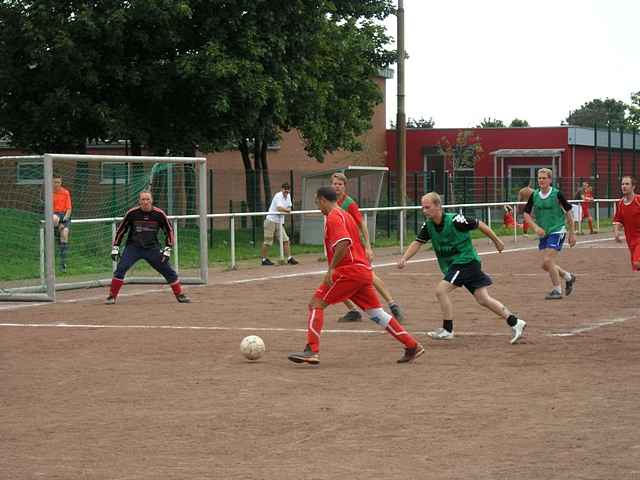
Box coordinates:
[438,130,483,203]
[509,118,530,127]
[628,91,640,129]
[565,98,630,129]
[477,117,505,128]
[407,117,435,128]
[0,1,396,210]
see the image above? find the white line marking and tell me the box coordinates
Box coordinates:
[548,316,639,337]
[2,314,638,338]
[0,322,508,336]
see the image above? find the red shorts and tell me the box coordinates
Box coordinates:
[314,265,381,310]
[581,206,592,219]
[630,242,640,271]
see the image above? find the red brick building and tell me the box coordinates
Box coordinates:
[386,126,639,201]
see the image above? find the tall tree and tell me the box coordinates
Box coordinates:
[565,98,630,129]
[0,0,396,211]
[477,117,505,128]
[395,117,435,128]
[509,118,530,127]
[628,91,640,129]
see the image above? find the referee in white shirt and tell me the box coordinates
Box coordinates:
[261,182,299,266]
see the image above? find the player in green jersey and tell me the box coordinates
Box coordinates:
[397,192,526,344]
[523,168,576,300]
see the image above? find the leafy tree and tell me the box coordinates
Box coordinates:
[565,98,630,129]
[509,118,530,127]
[628,91,640,129]
[407,117,436,128]
[477,117,505,128]
[438,130,483,203]
[0,1,396,210]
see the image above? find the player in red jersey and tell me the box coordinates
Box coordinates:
[613,176,640,271]
[330,172,405,323]
[287,187,424,365]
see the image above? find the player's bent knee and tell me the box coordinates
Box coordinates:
[309,296,326,309]
[365,308,391,328]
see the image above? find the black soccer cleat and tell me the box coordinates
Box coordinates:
[288,344,320,365]
[397,343,425,363]
[105,296,116,305]
[337,310,363,323]
[565,273,576,296]
[261,258,275,266]
[175,293,191,303]
[389,303,405,323]
[287,257,299,265]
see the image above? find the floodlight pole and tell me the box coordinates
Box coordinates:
[396,0,407,211]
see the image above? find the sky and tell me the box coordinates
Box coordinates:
[383,0,640,128]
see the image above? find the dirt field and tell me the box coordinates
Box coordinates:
[2,234,639,480]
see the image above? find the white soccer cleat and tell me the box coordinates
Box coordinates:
[510,319,527,344]
[427,327,454,340]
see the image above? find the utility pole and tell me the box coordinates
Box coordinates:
[396,0,406,209]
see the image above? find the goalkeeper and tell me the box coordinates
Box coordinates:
[105,191,190,304]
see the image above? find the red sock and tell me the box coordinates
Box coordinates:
[306,307,324,353]
[109,278,124,298]
[386,317,418,349]
[170,280,183,295]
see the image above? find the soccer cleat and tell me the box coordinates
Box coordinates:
[427,327,454,340]
[565,274,576,296]
[287,257,299,265]
[389,303,405,323]
[337,310,363,322]
[175,293,191,303]
[261,258,275,266]
[545,290,562,300]
[105,296,116,305]
[287,345,320,365]
[510,319,527,344]
[397,343,425,363]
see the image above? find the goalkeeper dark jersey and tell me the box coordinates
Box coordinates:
[113,206,174,249]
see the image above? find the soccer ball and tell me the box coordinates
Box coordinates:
[240,335,265,361]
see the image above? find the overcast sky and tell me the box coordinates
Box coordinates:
[383,0,640,128]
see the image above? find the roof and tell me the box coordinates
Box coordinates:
[490,148,565,157]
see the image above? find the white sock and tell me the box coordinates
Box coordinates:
[553,286,562,293]
[563,272,572,281]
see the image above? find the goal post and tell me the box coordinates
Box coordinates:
[0,153,208,302]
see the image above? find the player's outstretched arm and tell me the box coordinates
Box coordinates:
[398,241,423,269]
[478,221,504,252]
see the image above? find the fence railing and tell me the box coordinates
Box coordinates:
[37,198,617,273]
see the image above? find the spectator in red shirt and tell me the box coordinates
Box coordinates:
[576,182,595,234]
[287,186,424,365]
[613,176,640,271]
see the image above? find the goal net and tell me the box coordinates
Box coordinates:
[299,166,388,245]
[0,154,208,302]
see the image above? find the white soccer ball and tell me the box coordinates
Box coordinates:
[240,335,265,361]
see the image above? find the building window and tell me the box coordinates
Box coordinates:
[17,161,44,184]
[101,162,129,185]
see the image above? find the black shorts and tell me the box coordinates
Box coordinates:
[443,261,492,294]
[54,212,70,227]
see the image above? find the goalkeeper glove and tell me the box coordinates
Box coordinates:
[111,245,120,262]
[161,246,172,262]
